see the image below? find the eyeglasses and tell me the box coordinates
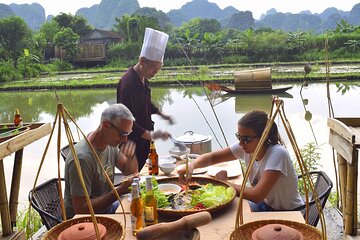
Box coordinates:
[235,132,258,144]
[108,121,132,138]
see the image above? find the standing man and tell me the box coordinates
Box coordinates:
[117,28,174,170]
[64,104,137,218]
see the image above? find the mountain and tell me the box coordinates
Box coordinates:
[349,3,360,25]
[9,3,45,30]
[0,4,14,18]
[257,12,323,32]
[167,0,238,27]
[132,7,172,29]
[76,0,140,30]
[316,7,348,21]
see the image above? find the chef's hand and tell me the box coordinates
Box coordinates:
[162,114,175,125]
[215,170,228,181]
[150,130,171,140]
[177,162,194,184]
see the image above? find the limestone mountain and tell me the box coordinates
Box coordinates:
[132,7,172,29]
[7,3,45,30]
[0,4,14,18]
[76,0,140,30]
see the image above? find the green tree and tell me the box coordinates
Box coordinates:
[0,16,32,65]
[178,18,221,41]
[54,27,79,61]
[53,13,92,37]
[113,14,161,43]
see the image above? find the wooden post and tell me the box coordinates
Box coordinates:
[0,159,12,236]
[9,149,24,227]
[338,154,347,226]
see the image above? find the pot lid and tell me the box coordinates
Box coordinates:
[175,131,210,143]
[58,222,107,240]
[251,224,304,240]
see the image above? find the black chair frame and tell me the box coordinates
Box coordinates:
[294,170,333,227]
[28,178,64,230]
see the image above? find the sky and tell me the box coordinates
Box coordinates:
[1,0,359,20]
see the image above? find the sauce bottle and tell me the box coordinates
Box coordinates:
[130,183,144,235]
[148,140,159,175]
[13,108,23,127]
[143,176,158,226]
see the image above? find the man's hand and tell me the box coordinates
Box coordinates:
[116,176,133,195]
[119,140,136,160]
[150,130,171,140]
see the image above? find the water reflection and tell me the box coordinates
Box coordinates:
[0,81,360,211]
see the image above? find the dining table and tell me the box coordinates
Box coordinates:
[75,157,305,239]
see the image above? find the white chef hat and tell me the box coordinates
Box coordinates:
[140,28,169,63]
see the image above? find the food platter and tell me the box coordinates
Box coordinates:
[0,125,30,143]
[156,176,236,218]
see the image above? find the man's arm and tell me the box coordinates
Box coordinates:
[72,178,132,214]
[116,140,138,175]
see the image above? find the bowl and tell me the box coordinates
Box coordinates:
[158,183,181,195]
[159,156,177,164]
[159,162,176,175]
[169,146,190,157]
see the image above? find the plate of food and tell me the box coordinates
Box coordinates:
[140,176,236,218]
[0,125,30,143]
[179,153,200,163]
[206,160,242,178]
[177,164,207,175]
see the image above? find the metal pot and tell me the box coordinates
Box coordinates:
[175,131,212,154]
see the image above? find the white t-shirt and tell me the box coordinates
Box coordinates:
[230,142,304,210]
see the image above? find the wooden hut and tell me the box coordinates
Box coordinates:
[234,68,272,90]
[55,29,122,63]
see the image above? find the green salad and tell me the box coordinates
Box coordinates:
[139,176,235,210]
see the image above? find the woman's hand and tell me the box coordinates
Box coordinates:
[177,162,194,184]
[215,170,228,181]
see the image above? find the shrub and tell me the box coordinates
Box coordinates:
[0,60,22,82]
[47,59,73,72]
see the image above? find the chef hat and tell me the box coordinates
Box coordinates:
[140,28,169,62]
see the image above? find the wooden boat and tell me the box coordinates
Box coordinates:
[204,83,293,94]
[205,68,292,94]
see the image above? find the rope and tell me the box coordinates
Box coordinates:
[172,38,229,148]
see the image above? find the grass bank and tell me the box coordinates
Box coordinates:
[0,62,360,91]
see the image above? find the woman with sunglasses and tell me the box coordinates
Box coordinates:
[178,110,304,212]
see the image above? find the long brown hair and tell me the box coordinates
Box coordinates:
[238,110,280,145]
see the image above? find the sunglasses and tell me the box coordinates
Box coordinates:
[235,132,258,144]
[108,121,132,138]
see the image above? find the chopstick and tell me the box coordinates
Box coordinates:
[185,154,189,195]
[119,171,149,184]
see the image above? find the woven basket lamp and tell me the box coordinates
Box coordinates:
[229,96,325,240]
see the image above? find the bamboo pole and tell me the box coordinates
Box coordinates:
[345,153,356,235]
[352,149,358,235]
[9,148,23,227]
[0,158,12,236]
[338,153,347,226]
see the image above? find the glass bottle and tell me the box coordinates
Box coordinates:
[13,108,23,127]
[130,183,144,236]
[148,140,159,175]
[143,176,158,226]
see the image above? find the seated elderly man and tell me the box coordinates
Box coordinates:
[64,103,137,218]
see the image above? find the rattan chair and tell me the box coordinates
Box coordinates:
[28,178,64,230]
[60,143,124,186]
[295,171,333,227]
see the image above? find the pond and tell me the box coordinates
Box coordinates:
[1,81,360,212]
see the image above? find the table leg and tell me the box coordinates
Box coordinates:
[10,149,23,228]
[0,158,12,236]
